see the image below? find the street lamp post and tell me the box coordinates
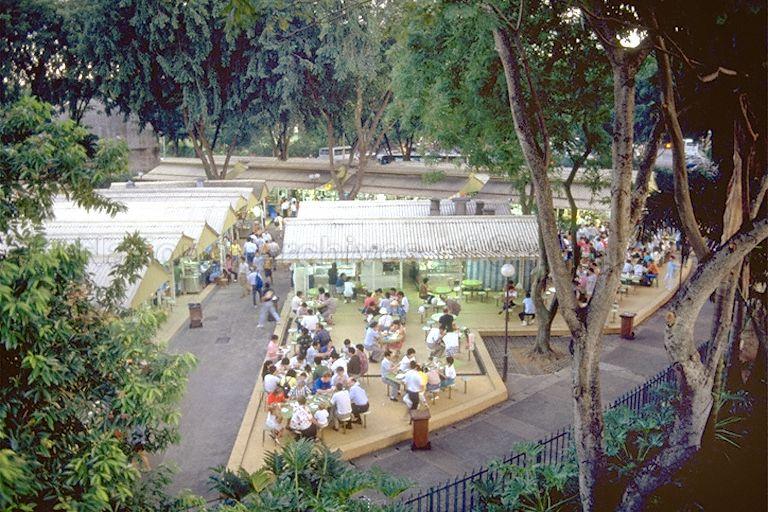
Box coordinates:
[500,263,516,382]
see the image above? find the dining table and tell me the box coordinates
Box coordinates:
[433,285,452,296]
[279,394,332,420]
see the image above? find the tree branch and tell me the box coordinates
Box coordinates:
[655,33,709,259]
[630,115,664,226]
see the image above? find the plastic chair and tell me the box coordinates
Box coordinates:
[335,413,353,433]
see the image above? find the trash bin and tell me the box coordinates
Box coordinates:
[620,312,636,340]
[409,409,432,451]
[188,303,203,328]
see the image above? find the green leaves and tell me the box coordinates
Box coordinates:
[0,238,195,510]
[0,97,127,238]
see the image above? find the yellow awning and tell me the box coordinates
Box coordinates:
[193,223,220,255]
[130,259,170,308]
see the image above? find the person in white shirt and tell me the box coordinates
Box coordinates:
[314,408,329,429]
[377,308,393,330]
[290,291,304,313]
[380,350,399,401]
[518,292,536,325]
[633,262,646,277]
[243,240,257,264]
[289,354,305,370]
[442,329,460,357]
[440,356,457,388]
[263,368,281,394]
[425,327,444,358]
[622,260,634,274]
[399,348,417,373]
[300,310,319,331]
[330,384,353,430]
[403,361,423,410]
[348,378,369,423]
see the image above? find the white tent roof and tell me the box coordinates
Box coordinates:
[279,215,539,262]
[296,199,511,219]
[97,187,256,210]
[52,199,237,234]
[43,223,195,264]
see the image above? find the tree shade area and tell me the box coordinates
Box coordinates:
[0,0,766,511]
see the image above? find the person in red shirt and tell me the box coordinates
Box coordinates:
[266,386,287,406]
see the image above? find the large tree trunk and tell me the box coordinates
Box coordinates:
[619,219,768,510]
[531,225,557,356]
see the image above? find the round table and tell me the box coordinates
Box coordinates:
[433,286,452,296]
[431,312,455,323]
[461,279,483,289]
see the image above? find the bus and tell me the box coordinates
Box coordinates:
[318,146,354,162]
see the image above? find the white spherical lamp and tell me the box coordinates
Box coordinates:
[500,263,516,279]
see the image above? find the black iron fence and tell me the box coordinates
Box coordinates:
[401,360,685,511]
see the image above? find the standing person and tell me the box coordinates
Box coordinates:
[224,254,234,283]
[247,268,263,306]
[257,284,281,328]
[396,291,410,322]
[355,343,369,377]
[280,197,290,218]
[263,253,274,286]
[343,276,355,303]
[237,257,250,298]
[664,254,680,290]
[244,237,257,265]
[328,263,338,295]
[403,360,423,410]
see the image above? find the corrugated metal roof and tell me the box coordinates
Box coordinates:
[296,199,511,218]
[279,215,539,261]
[52,199,237,234]
[44,223,194,264]
[86,256,169,308]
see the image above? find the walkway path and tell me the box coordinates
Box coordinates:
[350,300,715,489]
[154,265,290,498]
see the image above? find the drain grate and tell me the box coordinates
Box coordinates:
[215,336,231,344]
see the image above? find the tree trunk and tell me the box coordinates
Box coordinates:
[531,225,556,356]
[324,114,346,199]
[619,219,768,509]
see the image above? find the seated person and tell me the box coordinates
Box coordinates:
[399,347,417,373]
[442,328,460,357]
[276,356,291,375]
[305,341,321,363]
[386,320,406,356]
[347,347,362,379]
[319,292,338,323]
[363,322,384,363]
[419,277,434,303]
[330,384,353,430]
[313,324,332,352]
[265,334,280,362]
[622,259,634,275]
[518,292,536,325]
[279,369,297,390]
[296,328,313,354]
[348,378,369,423]
[426,366,441,392]
[289,353,306,370]
[266,385,287,406]
[313,371,334,394]
[330,366,350,389]
[378,308,394,330]
[633,262,646,278]
[301,309,320,331]
[342,277,355,303]
[363,292,378,313]
[440,356,457,388]
[289,397,317,439]
[263,365,280,394]
[356,343,369,376]
[264,403,285,443]
[311,356,328,380]
[289,372,311,400]
[380,350,399,401]
[314,408,330,429]
[379,292,392,313]
[290,291,304,314]
[425,326,444,358]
